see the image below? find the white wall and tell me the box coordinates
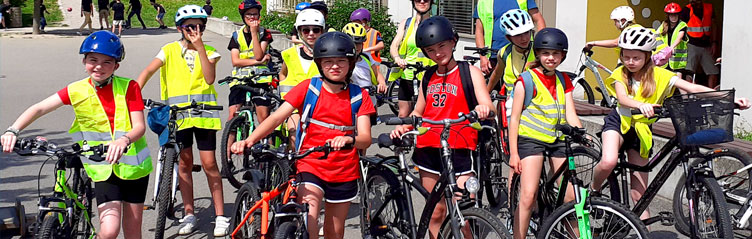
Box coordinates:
[722,0,752,130]
[554,0,588,73]
[388,0,415,24]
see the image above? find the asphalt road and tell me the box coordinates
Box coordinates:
[1,29,739,239]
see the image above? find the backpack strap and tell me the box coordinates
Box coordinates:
[421,61,477,111]
[296,77,363,151]
[501,44,514,63]
[421,65,438,100]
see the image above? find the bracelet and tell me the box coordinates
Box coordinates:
[120,135,132,145]
[5,127,19,136]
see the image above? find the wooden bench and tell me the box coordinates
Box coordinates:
[574,101,611,116]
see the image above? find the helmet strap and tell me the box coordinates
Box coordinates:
[323,77,348,90]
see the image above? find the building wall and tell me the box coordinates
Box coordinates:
[721,0,752,129]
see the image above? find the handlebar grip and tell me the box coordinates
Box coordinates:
[218,77,234,85]
[385,117,414,125]
[203,105,224,111]
[88,144,109,162]
[381,61,397,68]
[582,48,594,56]
[630,106,664,115]
[487,111,496,118]
[555,124,586,137]
[259,71,280,77]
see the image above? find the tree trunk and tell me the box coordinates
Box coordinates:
[32,0,41,34]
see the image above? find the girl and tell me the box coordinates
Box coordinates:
[654,2,690,80]
[231,32,376,239]
[1,31,152,239]
[135,5,228,236]
[390,16,494,238]
[590,27,750,221]
[488,9,537,114]
[508,28,583,239]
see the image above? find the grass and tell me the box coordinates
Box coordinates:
[123,0,261,28]
[21,0,63,27]
[735,119,752,142]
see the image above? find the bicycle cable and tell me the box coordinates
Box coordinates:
[37,155,54,198]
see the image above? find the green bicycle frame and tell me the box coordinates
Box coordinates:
[54,168,96,238]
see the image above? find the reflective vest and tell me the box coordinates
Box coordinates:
[231,27,272,85]
[613,66,677,158]
[498,43,535,95]
[477,0,528,49]
[518,70,567,143]
[68,76,152,182]
[159,41,222,131]
[656,21,689,70]
[686,3,712,38]
[388,16,435,82]
[280,46,320,97]
[364,28,382,63]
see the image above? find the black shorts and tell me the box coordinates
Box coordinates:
[228,85,272,106]
[412,147,474,175]
[94,175,149,205]
[602,109,650,154]
[517,136,567,159]
[297,172,358,203]
[397,78,415,101]
[176,127,217,151]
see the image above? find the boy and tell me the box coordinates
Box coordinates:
[150,0,167,29]
[110,0,125,36]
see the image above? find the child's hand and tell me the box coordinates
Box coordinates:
[390,125,412,139]
[105,137,129,164]
[474,105,491,120]
[509,153,521,175]
[395,58,407,69]
[377,83,387,93]
[638,103,661,118]
[249,19,260,33]
[735,98,751,110]
[230,139,253,154]
[1,132,17,153]
[326,136,353,151]
[186,26,204,46]
[262,54,271,63]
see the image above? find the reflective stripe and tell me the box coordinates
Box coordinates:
[350,92,362,104]
[166,94,218,105]
[308,83,320,96]
[70,131,112,142]
[519,120,558,137]
[686,26,711,32]
[81,147,150,165]
[674,49,688,54]
[670,56,688,61]
[188,110,221,119]
[279,85,295,94]
[521,111,559,129]
[309,118,356,131]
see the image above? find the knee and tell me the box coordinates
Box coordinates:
[431,203,446,222]
[597,155,618,172]
[97,224,121,239]
[518,190,537,209]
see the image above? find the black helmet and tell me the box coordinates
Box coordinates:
[415,16,458,49]
[238,0,262,16]
[314,32,358,80]
[533,27,568,52]
[308,1,328,15]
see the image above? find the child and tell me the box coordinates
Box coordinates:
[507,28,582,239]
[342,22,386,93]
[290,0,334,45]
[487,9,536,114]
[350,8,384,63]
[135,5,228,236]
[1,31,152,239]
[390,16,494,237]
[590,27,750,221]
[203,0,213,16]
[231,31,376,239]
[40,3,50,32]
[79,0,94,35]
[150,0,167,29]
[654,2,690,80]
[279,8,325,145]
[98,0,111,30]
[110,0,125,36]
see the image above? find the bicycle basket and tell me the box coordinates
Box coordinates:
[664,89,735,146]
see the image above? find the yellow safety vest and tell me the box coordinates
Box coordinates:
[656,21,688,70]
[159,41,222,131]
[498,43,535,95]
[518,70,567,143]
[611,66,677,158]
[388,16,435,82]
[477,0,528,50]
[279,46,320,97]
[231,27,272,85]
[68,76,152,182]
[359,54,377,85]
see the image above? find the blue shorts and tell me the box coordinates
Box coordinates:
[157,12,165,19]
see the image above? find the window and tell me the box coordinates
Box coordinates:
[437,0,476,34]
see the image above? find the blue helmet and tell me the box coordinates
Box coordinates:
[295,2,310,13]
[79,31,124,62]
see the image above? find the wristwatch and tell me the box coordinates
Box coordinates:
[5,127,19,136]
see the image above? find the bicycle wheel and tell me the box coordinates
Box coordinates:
[38,212,64,238]
[571,146,600,187]
[231,182,262,238]
[569,74,595,105]
[221,114,253,189]
[155,147,177,239]
[673,149,752,235]
[386,80,400,115]
[360,165,409,239]
[72,177,94,239]
[438,207,511,239]
[274,221,309,239]
[687,175,735,239]
[537,197,649,239]
[263,159,290,192]
[481,127,507,208]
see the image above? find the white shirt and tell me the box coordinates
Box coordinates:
[352,54,379,88]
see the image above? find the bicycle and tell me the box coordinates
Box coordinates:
[360,111,510,239]
[600,90,739,239]
[463,46,493,79]
[229,143,347,239]
[218,72,289,190]
[567,49,614,107]
[143,99,223,239]
[381,61,431,116]
[11,137,107,239]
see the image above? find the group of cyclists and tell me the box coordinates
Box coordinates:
[1,0,752,238]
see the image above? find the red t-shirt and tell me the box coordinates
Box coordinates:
[417,66,478,150]
[57,79,145,133]
[284,79,376,183]
[516,68,574,100]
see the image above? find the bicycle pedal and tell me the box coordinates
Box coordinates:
[658,211,674,226]
[191,164,202,172]
[143,205,155,210]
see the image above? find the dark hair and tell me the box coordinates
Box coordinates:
[206,0,211,4]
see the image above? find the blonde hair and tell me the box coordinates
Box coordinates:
[620,50,656,98]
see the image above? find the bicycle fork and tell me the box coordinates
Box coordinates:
[150,145,180,208]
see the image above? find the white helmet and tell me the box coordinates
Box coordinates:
[500,9,534,36]
[175,5,208,26]
[618,27,657,52]
[295,9,325,29]
[610,6,634,28]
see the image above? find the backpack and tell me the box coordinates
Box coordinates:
[421,61,478,111]
[296,77,363,151]
[517,70,567,109]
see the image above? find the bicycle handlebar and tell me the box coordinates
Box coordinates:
[143,99,224,112]
[381,61,429,72]
[582,48,594,57]
[13,137,108,161]
[385,111,496,126]
[490,91,507,101]
[464,46,493,56]
[235,85,283,103]
[245,142,353,160]
[218,71,280,85]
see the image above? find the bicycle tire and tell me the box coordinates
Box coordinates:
[263,159,290,192]
[155,147,177,239]
[570,75,595,105]
[38,212,64,238]
[386,80,400,115]
[537,197,649,239]
[221,114,253,189]
[673,148,752,235]
[360,164,410,239]
[73,177,94,239]
[437,207,511,239]
[274,221,308,239]
[231,182,263,238]
[677,174,735,238]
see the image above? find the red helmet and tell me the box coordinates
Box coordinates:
[664,2,681,14]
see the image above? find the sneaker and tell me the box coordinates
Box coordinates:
[214,216,231,237]
[76,31,82,36]
[178,214,196,235]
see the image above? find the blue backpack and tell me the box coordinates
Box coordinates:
[517,70,566,108]
[296,77,363,151]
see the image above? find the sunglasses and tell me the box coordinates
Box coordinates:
[413,0,431,3]
[244,13,260,18]
[300,27,322,35]
[180,24,206,32]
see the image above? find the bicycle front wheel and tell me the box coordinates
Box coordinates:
[221,114,254,189]
[231,182,262,238]
[690,175,735,239]
[438,207,511,239]
[386,80,400,115]
[361,164,410,239]
[38,212,64,238]
[570,75,595,105]
[155,147,177,239]
[537,197,649,239]
[72,177,94,239]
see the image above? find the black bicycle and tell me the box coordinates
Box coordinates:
[143,99,223,239]
[381,61,431,116]
[360,111,510,239]
[601,90,738,239]
[11,137,106,239]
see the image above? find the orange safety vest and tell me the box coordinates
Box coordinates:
[686,3,712,38]
[364,28,382,63]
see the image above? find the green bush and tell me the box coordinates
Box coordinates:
[260,11,295,35]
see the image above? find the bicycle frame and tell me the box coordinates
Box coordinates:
[230,178,307,239]
[38,157,96,238]
[575,51,616,108]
